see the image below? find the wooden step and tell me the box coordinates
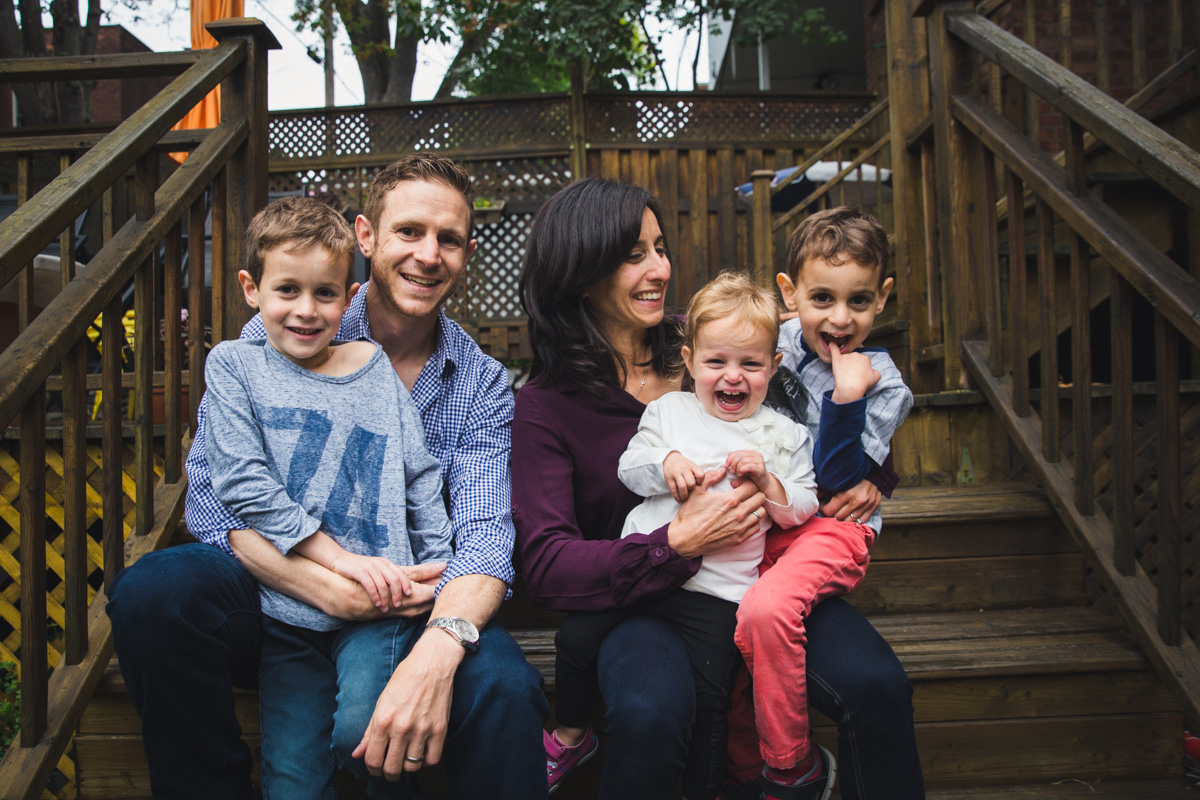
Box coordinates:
[925,779,1198,799]
[76,607,1181,797]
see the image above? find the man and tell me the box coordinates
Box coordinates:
[106,154,549,800]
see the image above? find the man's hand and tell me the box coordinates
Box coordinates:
[829,345,881,405]
[820,478,882,522]
[663,451,706,502]
[350,573,505,780]
[352,631,463,778]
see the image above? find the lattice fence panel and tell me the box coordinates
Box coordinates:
[0,439,164,800]
[468,212,534,321]
[467,156,574,204]
[1053,393,1200,641]
[270,99,572,161]
[585,95,877,144]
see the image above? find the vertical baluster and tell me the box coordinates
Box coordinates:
[921,141,940,331]
[18,156,33,332]
[750,170,776,288]
[1006,169,1029,416]
[1132,0,1147,90]
[978,139,1002,377]
[164,221,183,483]
[1064,119,1092,514]
[1155,313,1181,645]
[101,295,125,590]
[188,195,207,431]
[135,154,157,537]
[1036,198,1060,461]
[211,171,228,346]
[1110,272,1134,576]
[59,153,88,664]
[1168,0,1182,63]
[836,146,846,205]
[20,383,48,746]
[1024,0,1039,141]
[1096,0,1111,95]
[1059,0,1072,72]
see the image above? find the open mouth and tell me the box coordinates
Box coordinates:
[820,332,852,353]
[716,390,747,410]
[633,291,662,302]
[403,274,441,288]
[287,326,321,336]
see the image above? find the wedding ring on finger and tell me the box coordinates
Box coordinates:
[404,755,424,764]
[751,509,762,521]
[851,516,862,525]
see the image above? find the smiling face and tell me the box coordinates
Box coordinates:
[683,316,782,422]
[585,207,671,342]
[778,255,893,363]
[356,179,477,321]
[239,245,358,370]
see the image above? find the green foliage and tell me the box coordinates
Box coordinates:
[0,661,19,751]
[701,1,847,49]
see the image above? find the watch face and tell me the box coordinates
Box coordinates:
[449,618,479,643]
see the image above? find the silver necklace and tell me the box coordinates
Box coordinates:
[633,363,649,400]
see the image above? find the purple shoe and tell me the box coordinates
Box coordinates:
[545,726,599,795]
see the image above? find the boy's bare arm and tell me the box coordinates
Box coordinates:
[229,527,440,619]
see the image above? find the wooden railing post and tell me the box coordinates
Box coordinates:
[207,18,281,339]
[750,169,777,288]
[922,0,986,390]
[569,63,588,180]
[887,0,933,390]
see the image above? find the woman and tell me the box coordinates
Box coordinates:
[512,178,924,800]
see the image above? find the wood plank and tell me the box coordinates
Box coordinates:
[689,149,708,289]
[0,50,202,81]
[163,222,183,484]
[1155,312,1182,645]
[901,713,1180,786]
[657,150,680,308]
[1064,119,1093,515]
[926,779,1197,799]
[871,516,1071,561]
[885,483,1053,524]
[1111,271,1134,575]
[18,387,48,747]
[716,148,735,271]
[850,553,1085,615]
[1036,198,1060,461]
[1005,169,1029,414]
[101,298,125,590]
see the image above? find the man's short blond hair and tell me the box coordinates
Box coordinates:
[243,196,356,287]
[786,206,889,288]
[685,271,781,354]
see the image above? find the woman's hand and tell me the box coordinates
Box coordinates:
[666,468,766,559]
[331,553,415,611]
[820,479,882,522]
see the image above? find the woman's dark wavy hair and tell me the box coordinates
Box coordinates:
[520,178,681,395]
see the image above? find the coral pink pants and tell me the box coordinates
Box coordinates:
[727,516,875,779]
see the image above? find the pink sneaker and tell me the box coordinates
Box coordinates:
[545,726,599,794]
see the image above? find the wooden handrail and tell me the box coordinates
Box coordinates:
[770,97,889,196]
[0,118,247,429]
[0,128,211,156]
[947,12,1200,218]
[0,40,245,289]
[951,95,1200,350]
[772,133,892,231]
[0,50,204,82]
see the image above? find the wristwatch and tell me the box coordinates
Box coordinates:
[426,617,480,653]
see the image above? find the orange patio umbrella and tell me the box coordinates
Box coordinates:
[169,0,245,163]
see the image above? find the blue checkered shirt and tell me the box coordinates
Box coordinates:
[184,282,517,592]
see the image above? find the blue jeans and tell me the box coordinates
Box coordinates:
[788,596,924,800]
[591,599,924,800]
[107,544,549,800]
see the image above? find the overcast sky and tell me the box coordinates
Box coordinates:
[97,0,708,111]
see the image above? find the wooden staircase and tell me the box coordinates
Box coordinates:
[73,482,1190,798]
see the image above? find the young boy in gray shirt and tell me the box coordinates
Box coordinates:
[201,196,452,799]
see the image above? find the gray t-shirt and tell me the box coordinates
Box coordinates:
[204,339,454,631]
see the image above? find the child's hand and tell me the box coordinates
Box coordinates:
[663,451,706,502]
[726,450,769,492]
[331,554,414,611]
[829,345,881,404]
